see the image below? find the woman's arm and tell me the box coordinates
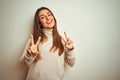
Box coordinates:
[19,39,36,68]
[64,48,75,67]
[61,32,75,67]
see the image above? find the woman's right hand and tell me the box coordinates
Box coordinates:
[27,34,41,60]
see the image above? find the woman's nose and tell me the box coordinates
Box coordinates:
[46,16,49,20]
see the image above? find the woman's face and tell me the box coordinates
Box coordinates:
[39,9,55,29]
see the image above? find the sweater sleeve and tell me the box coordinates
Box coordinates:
[19,38,36,68]
[64,48,75,67]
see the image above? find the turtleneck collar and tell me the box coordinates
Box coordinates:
[43,28,53,36]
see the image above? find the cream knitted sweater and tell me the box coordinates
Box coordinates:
[20,29,75,80]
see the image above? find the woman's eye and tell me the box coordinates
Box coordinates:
[40,16,45,19]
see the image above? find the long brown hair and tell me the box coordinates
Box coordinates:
[33,7,64,56]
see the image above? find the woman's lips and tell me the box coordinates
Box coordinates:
[46,20,52,24]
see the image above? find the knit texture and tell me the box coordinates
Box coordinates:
[20,29,75,80]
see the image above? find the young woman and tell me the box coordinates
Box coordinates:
[20,7,75,80]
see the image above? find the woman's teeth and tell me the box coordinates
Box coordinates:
[47,20,52,24]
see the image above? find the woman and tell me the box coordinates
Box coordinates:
[20,7,75,80]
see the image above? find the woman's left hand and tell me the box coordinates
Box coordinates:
[61,32,74,50]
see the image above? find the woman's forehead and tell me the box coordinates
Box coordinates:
[39,9,51,16]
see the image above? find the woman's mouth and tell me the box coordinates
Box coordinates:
[46,20,52,24]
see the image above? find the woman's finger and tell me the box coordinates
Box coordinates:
[27,48,31,54]
[64,32,68,40]
[61,35,66,43]
[30,34,34,45]
[68,39,73,44]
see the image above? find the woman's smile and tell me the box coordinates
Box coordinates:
[39,9,55,29]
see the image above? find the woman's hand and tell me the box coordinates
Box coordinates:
[27,34,41,59]
[61,32,74,50]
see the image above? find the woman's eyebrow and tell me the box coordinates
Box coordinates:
[47,12,51,14]
[39,14,45,17]
[39,11,51,17]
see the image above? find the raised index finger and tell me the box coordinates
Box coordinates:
[64,32,68,40]
[30,34,34,45]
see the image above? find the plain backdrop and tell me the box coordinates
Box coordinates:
[0,0,120,80]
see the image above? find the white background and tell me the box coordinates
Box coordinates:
[0,0,120,80]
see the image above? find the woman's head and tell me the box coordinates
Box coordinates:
[34,7,56,29]
[33,7,64,56]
